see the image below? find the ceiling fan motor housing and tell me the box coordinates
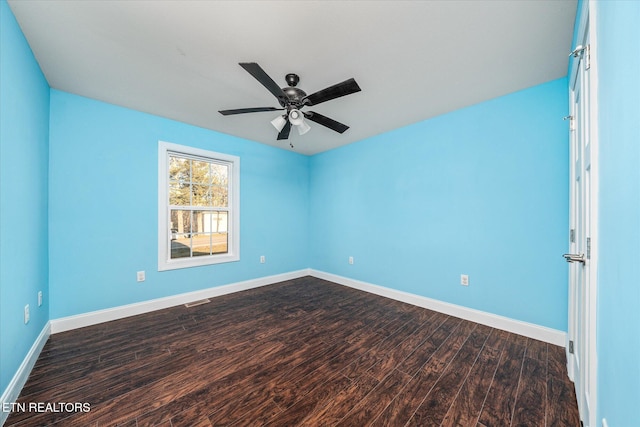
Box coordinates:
[282,74,307,109]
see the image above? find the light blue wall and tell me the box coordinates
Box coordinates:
[48,91,309,318]
[0,0,50,397]
[309,78,569,331]
[593,1,640,425]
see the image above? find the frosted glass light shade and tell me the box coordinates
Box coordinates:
[271,115,287,132]
[288,109,304,126]
[288,109,311,135]
[297,120,311,135]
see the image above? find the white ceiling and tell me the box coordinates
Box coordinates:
[8,0,577,155]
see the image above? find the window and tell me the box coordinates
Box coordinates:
[158,141,239,270]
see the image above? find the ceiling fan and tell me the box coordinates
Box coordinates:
[219,62,361,142]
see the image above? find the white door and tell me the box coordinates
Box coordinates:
[566,19,597,427]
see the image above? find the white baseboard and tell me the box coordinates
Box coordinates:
[309,269,566,347]
[1,322,51,426]
[50,269,310,334]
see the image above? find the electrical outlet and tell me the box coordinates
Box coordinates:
[24,304,30,324]
[461,274,469,286]
[137,271,145,282]
[260,255,265,264]
[38,291,43,307]
[348,256,354,265]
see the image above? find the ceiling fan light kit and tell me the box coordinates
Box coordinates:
[219,62,361,145]
[286,109,309,135]
[288,109,303,125]
[295,119,311,136]
[270,115,287,132]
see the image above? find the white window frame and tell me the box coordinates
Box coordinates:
[158,141,240,271]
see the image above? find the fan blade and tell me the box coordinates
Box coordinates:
[304,111,349,134]
[277,119,291,140]
[239,62,288,103]
[219,107,283,116]
[302,78,361,106]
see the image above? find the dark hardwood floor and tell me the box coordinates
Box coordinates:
[5,276,581,426]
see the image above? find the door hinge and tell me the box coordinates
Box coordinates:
[587,237,591,259]
[569,340,574,354]
[570,229,575,243]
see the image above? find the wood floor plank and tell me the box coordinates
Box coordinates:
[169,402,214,427]
[138,332,340,426]
[440,335,505,427]
[396,315,462,376]
[511,357,546,427]
[263,373,352,426]
[366,311,446,381]
[546,376,581,427]
[548,343,570,379]
[273,334,383,411]
[298,374,379,426]
[342,319,421,381]
[335,369,412,427]
[545,342,581,426]
[406,325,491,426]
[525,338,548,361]
[229,399,282,427]
[370,320,478,426]
[477,337,527,427]
[4,276,581,427]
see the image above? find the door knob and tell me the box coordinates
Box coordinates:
[563,253,585,264]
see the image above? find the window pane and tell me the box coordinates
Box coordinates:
[192,233,212,257]
[171,234,192,259]
[169,156,190,181]
[170,210,192,234]
[212,232,228,254]
[191,184,211,206]
[212,211,228,233]
[211,163,228,186]
[169,182,191,206]
[192,160,211,184]
[212,185,228,207]
[192,210,212,234]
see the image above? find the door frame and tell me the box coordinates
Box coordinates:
[567,2,599,426]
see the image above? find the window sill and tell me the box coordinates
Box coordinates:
[158,253,240,271]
